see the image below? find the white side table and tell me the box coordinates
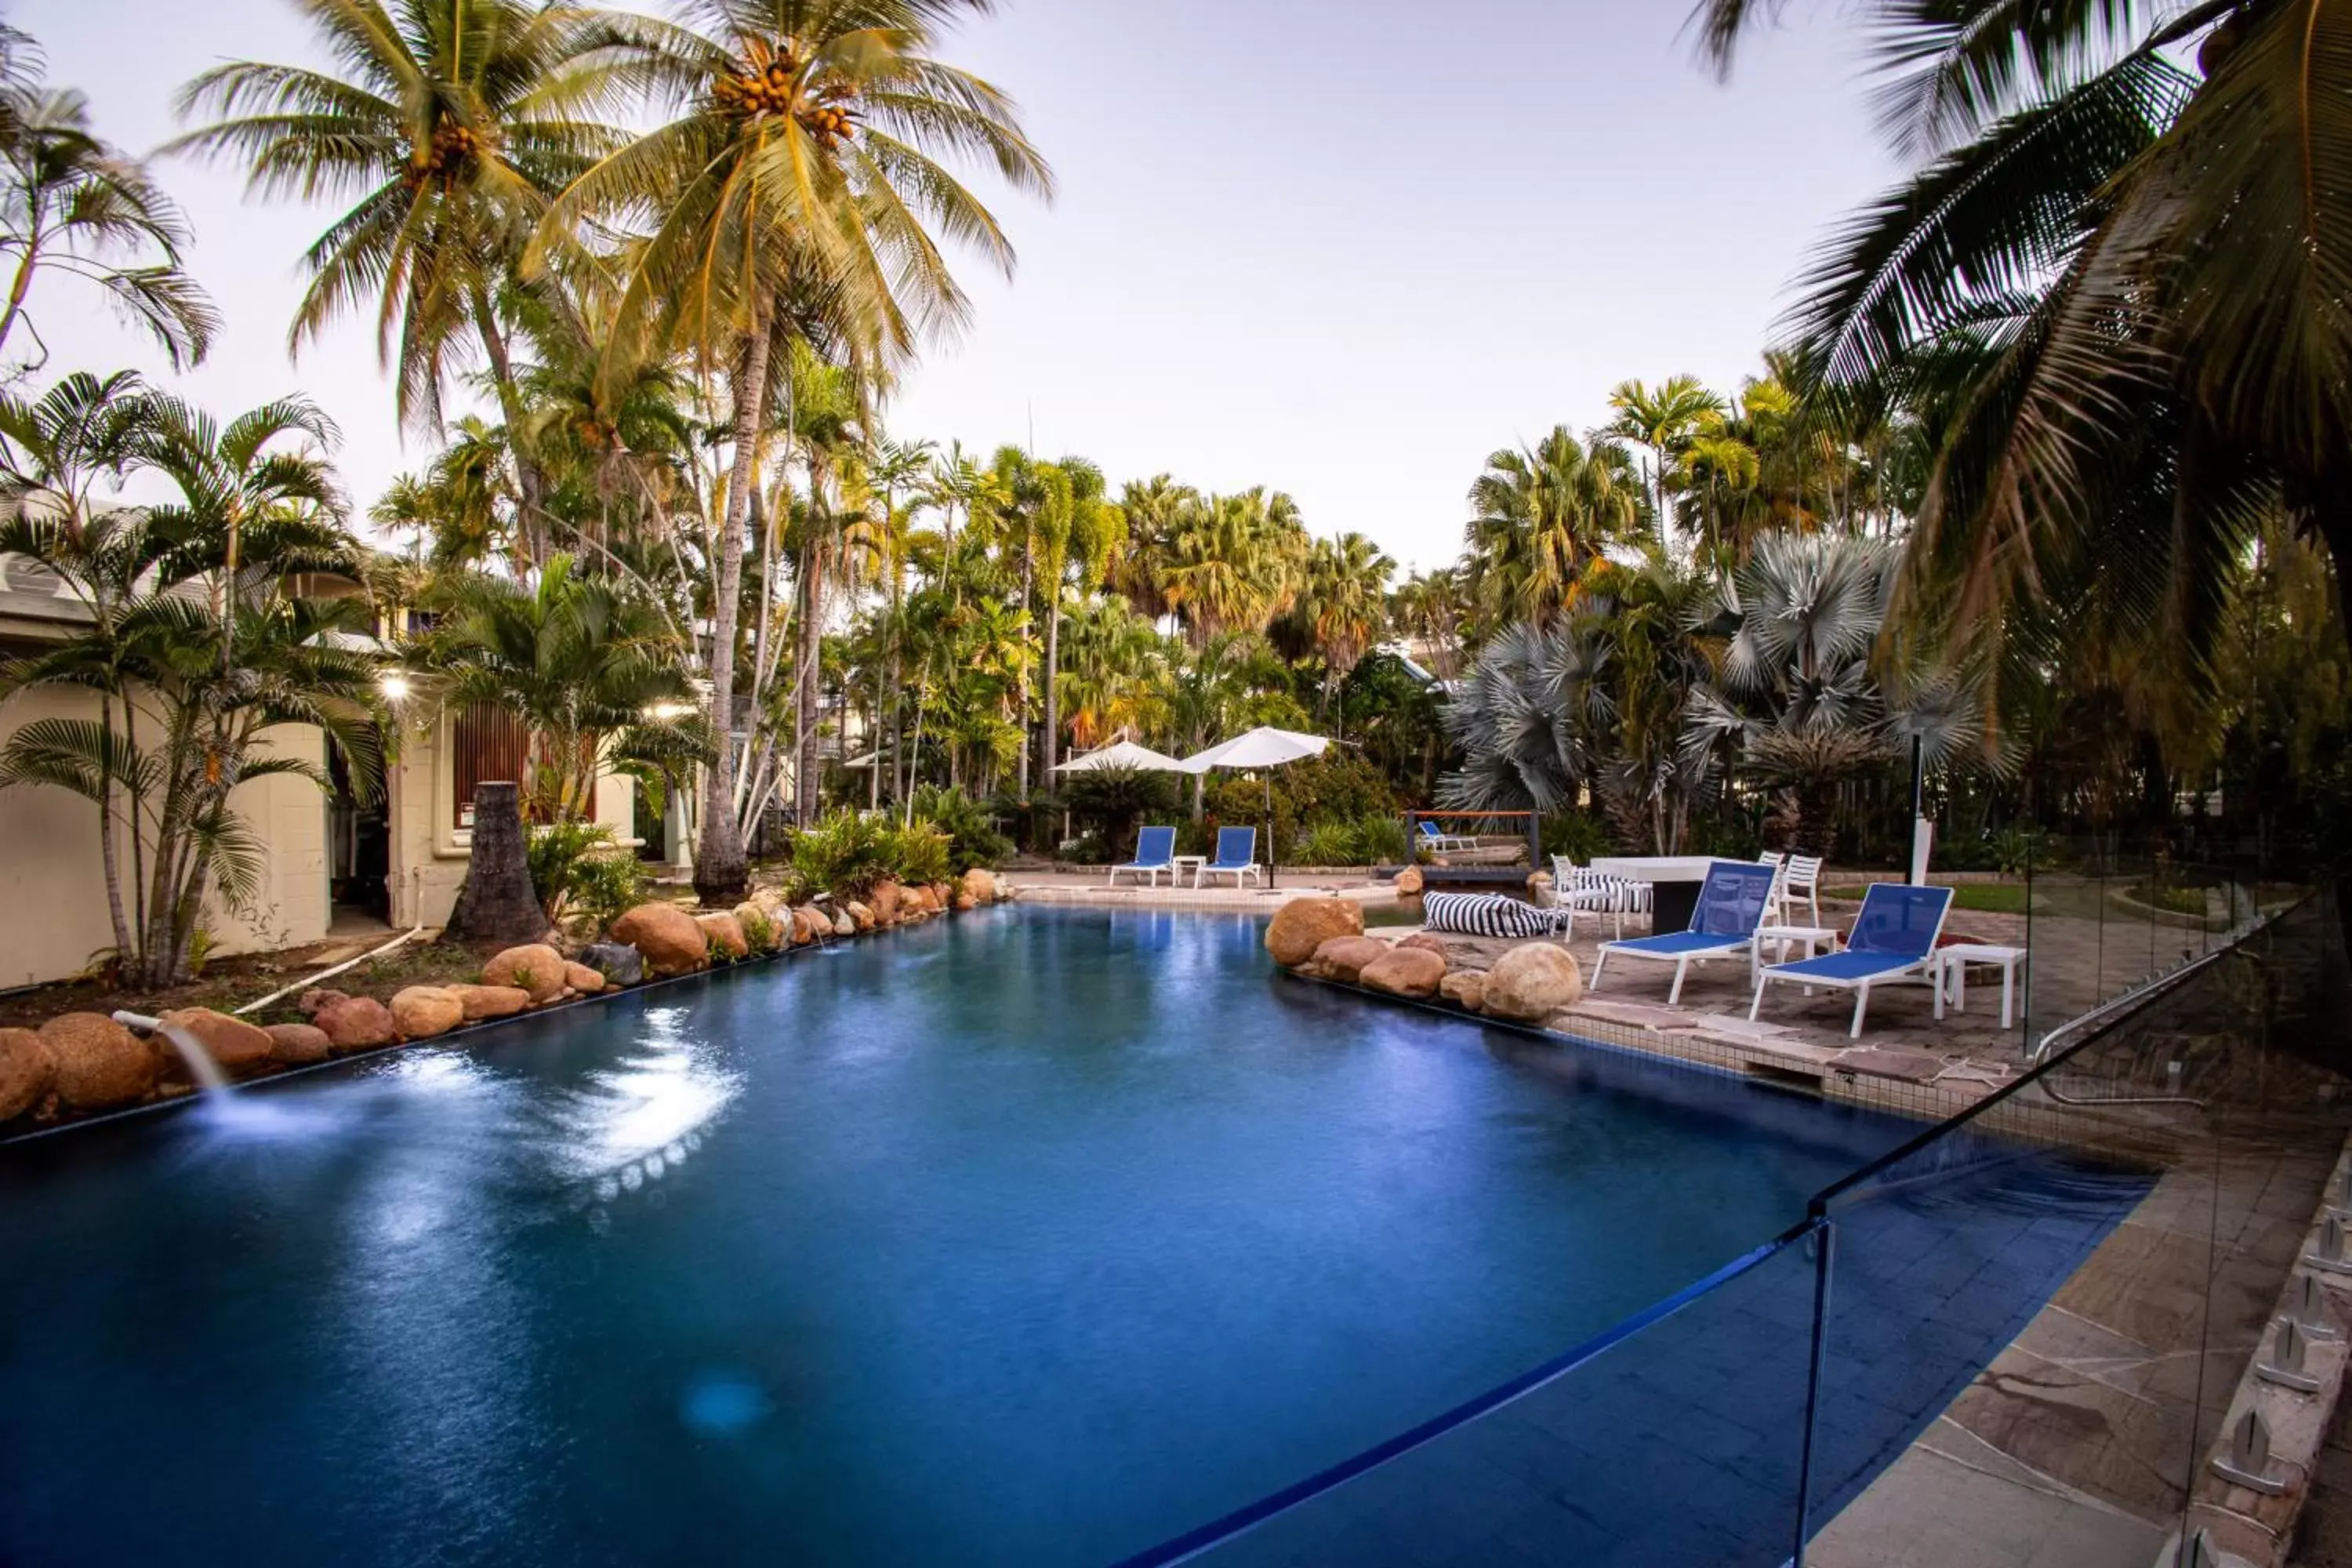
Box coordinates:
[1934,944,2028,1029]
[1755,925,1837,991]
[1172,855,1207,889]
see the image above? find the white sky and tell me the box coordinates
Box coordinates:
[16,0,1896,572]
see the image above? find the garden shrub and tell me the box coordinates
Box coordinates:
[529,820,644,927]
[885,822,953,887]
[909,786,1012,873]
[739,909,776,953]
[791,809,894,898]
[1541,810,1612,866]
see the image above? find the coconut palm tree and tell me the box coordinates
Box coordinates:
[1463,426,1642,627]
[1033,456,1123,781]
[1606,376,1723,553]
[535,0,1051,898]
[1693,0,2352,668]
[0,71,217,373]
[1391,565,1472,678]
[169,0,645,491]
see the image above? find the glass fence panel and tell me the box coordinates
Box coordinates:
[1170,1234,1820,1568]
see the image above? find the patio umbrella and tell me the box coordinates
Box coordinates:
[1051,739,1189,774]
[1178,725,1331,888]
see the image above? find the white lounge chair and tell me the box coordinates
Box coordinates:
[1108,825,1178,887]
[1415,819,1477,854]
[1588,861,1780,1005]
[1749,883,1954,1038]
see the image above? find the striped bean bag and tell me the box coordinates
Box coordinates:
[1421,891,1570,938]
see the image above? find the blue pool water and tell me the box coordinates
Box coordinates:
[0,909,2147,1566]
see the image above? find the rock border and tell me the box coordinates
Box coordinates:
[0,884,1016,1148]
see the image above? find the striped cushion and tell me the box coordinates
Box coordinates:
[1422,891,1567,938]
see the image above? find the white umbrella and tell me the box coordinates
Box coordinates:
[1052,739,1189,774]
[1177,726,1331,887]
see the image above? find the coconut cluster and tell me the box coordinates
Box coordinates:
[405,121,482,188]
[711,52,802,118]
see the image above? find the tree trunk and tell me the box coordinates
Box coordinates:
[796,539,824,822]
[1016,545,1034,798]
[473,289,551,568]
[694,328,770,905]
[1040,588,1062,785]
[447,782,548,946]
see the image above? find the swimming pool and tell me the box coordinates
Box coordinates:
[0,908,2145,1566]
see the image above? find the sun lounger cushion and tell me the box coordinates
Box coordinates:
[1422,891,1566,938]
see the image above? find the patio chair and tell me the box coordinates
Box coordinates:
[1197,826,1261,889]
[1780,853,1824,926]
[1107,825,1178,888]
[1748,883,1954,1039]
[1549,857,1636,940]
[1588,861,1780,1005]
[1415,819,1477,854]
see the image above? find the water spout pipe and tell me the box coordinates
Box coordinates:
[111,1010,162,1032]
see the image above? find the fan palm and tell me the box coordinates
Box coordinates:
[1463,426,1642,627]
[1693,0,2352,671]
[1294,531,1395,716]
[536,2,1049,895]
[0,77,217,372]
[1162,488,1307,645]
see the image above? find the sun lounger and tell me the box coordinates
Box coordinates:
[1107,825,1178,888]
[1588,861,1779,1005]
[1748,882,1954,1038]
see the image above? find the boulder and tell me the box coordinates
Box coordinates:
[695,911,750,960]
[1265,898,1364,967]
[610,902,709,978]
[579,942,644,986]
[156,1007,275,1080]
[390,986,465,1039]
[444,984,531,1022]
[1439,971,1487,1012]
[1482,944,1584,1022]
[0,1026,56,1121]
[1360,947,1446,1000]
[313,996,399,1051]
[933,882,956,912]
[750,884,793,916]
[1312,935,1392,982]
[563,962,607,995]
[298,987,352,1016]
[733,902,781,952]
[264,1022,333,1066]
[844,901,876,932]
[1395,865,1425,898]
[961,867,998,906]
[871,880,904,924]
[1396,933,1450,959]
[832,910,855,938]
[482,942,567,1004]
[41,1012,157,1110]
[955,892,978,911]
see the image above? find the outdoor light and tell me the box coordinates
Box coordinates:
[647,701,695,720]
[378,672,412,702]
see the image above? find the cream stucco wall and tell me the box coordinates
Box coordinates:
[383,705,639,931]
[0,687,332,988]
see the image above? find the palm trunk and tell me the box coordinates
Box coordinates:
[795,539,825,822]
[1040,586,1062,785]
[694,327,769,905]
[93,702,132,966]
[1016,541,1034,798]
[472,289,550,568]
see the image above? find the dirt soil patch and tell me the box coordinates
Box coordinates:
[0,938,506,1033]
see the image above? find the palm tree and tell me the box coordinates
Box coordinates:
[1033,456,1123,781]
[413,554,699,818]
[0,70,216,372]
[1296,531,1395,718]
[1463,426,1642,627]
[1390,565,1471,679]
[169,0,644,526]
[1681,532,1987,854]
[1111,474,1197,624]
[538,3,1050,897]
[0,379,382,985]
[1693,0,2352,666]
[1606,376,1723,554]
[1162,488,1306,645]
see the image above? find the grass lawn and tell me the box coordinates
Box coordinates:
[1824,883,2036,915]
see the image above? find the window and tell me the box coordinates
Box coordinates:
[451,702,528,831]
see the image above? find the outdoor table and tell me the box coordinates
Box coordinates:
[1588,855,1752,935]
[1173,854,1207,888]
[1933,943,2028,1029]
[1755,924,1838,994]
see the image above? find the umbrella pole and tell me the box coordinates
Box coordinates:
[1265,773,1276,889]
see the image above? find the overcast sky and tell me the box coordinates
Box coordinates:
[13,0,1895,572]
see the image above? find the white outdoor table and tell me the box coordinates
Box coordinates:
[1934,943,2028,1029]
[1173,855,1207,889]
[1588,855,1752,935]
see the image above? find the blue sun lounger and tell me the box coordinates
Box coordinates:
[1588,860,1779,1005]
[1107,825,1178,888]
[1197,826,1261,889]
[1748,882,1955,1038]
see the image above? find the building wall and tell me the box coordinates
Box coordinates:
[0,687,332,988]
[384,704,640,931]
